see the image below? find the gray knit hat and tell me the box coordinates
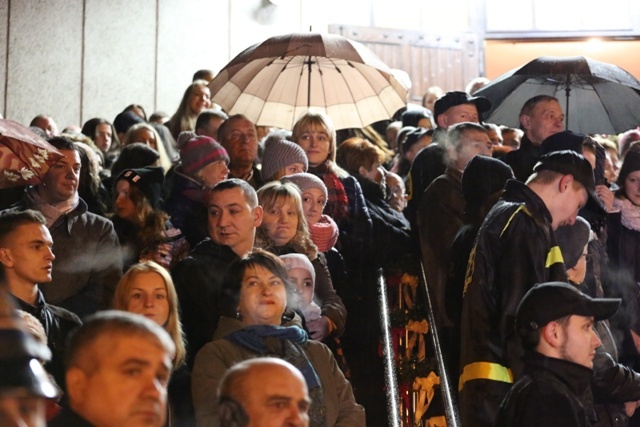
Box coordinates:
[261,131,308,181]
[280,173,327,200]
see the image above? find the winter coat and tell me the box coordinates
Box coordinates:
[495,351,597,427]
[458,179,567,427]
[501,135,543,182]
[191,316,365,427]
[171,239,240,368]
[49,407,94,427]
[417,167,464,329]
[11,290,82,390]
[405,129,448,227]
[6,197,122,317]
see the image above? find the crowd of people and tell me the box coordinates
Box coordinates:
[1,68,640,427]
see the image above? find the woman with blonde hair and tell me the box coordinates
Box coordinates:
[255,181,346,343]
[166,80,212,139]
[114,260,194,426]
[123,122,173,172]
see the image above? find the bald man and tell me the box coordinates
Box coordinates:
[218,358,311,427]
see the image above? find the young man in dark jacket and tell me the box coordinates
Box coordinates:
[0,209,82,389]
[496,282,620,427]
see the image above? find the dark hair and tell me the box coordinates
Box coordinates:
[124,104,148,122]
[110,143,160,179]
[0,210,46,244]
[47,136,81,154]
[219,249,293,319]
[209,178,258,209]
[196,109,228,131]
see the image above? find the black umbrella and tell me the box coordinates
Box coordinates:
[475,56,640,134]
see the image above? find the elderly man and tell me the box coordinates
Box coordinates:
[0,210,82,388]
[217,114,263,189]
[458,150,600,427]
[2,136,122,317]
[218,358,311,427]
[502,95,565,182]
[49,311,174,427]
[496,282,620,427]
[171,178,263,367]
[29,114,59,138]
[406,91,491,225]
[416,122,492,331]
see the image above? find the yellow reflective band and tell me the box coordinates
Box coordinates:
[459,362,514,391]
[500,205,531,237]
[546,245,564,268]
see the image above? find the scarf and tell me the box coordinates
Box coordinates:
[26,187,79,228]
[310,162,348,223]
[614,197,640,231]
[226,325,327,427]
[309,215,339,252]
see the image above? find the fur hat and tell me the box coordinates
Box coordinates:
[280,173,327,200]
[261,134,308,181]
[180,135,229,177]
[280,253,316,286]
[116,166,164,209]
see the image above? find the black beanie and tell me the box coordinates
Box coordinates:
[116,166,164,209]
[113,111,144,135]
[555,216,591,269]
[618,149,640,189]
[461,156,514,208]
[541,130,586,155]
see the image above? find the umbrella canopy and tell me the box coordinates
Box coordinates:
[210,32,408,131]
[0,119,62,189]
[475,56,640,135]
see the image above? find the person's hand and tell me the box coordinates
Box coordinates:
[595,184,615,212]
[306,316,331,341]
[624,400,640,417]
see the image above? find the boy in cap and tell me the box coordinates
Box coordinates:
[495,282,620,427]
[459,149,601,427]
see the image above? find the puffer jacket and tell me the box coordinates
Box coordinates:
[458,179,567,427]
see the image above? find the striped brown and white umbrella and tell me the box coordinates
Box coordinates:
[210,32,408,131]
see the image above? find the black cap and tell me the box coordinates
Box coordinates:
[516,282,620,335]
[401,109,433,128]
[461,155,514,208]
[433,91,491,122]
[541,130,587,155]
[533,150,599,208]
[116,166,164,209]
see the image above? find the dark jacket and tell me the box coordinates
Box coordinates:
[6,197,122,317]
[354,174,415,269]
[496,351,597,427]
[458,179,567,427]
[49,406,94,427]
[501,135,543,182]
[11,290,82,390]
[417,167,464,329]
[171,238,240,368]
[163,170,209,248]
[405,129,447,226]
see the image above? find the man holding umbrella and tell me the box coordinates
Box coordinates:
[502,95,565,182]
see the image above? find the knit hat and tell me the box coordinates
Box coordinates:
[116,166,164,209]
[180,135,229,177]
[280,253,316,285]
[541,130,586,155]
[308,215,339,252]
[433,91,491,123]
[280,173,328,201]
[555,216,591,269]
[617,148,640,189]
[261,135,309,181]
[113,111,144,135]
[110,142,160,179]
[461,155,514,208]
